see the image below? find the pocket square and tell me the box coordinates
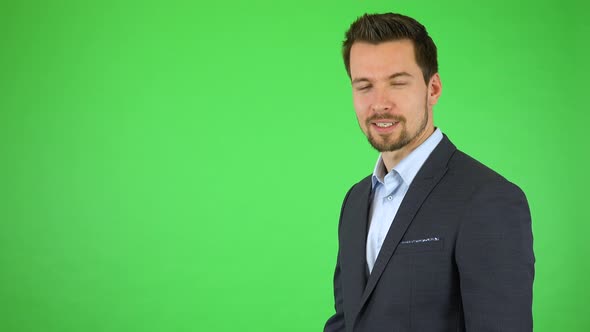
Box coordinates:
[400,237,440,245]
[396,236,444,254]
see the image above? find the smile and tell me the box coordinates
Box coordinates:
[371,120,400,133]
[375,123,394,128]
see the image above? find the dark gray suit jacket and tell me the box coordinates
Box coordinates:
[324,135,534,332]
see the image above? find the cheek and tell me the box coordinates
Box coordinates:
[354,109,366,128]
[352,95,370,116]
[353,103,368,126]
[400,91,427,113]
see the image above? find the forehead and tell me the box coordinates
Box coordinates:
[349,40,420,79]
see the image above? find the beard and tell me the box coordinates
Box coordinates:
[364,100,429,153]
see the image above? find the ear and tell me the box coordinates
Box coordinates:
[427,73,442,107]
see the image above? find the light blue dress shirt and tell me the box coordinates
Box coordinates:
[366,128,443,273]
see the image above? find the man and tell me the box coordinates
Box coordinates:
[324,13,534,332]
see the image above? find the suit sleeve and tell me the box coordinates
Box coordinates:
[456,181,535,332]
[323,187,353,332]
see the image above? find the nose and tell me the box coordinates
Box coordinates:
[371,87,392,113]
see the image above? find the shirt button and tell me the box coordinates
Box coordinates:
[387,195,393,201]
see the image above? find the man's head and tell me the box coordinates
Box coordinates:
[343,13,438,84]
[344,13,442,155]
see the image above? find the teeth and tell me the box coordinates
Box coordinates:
[376,123,393,128]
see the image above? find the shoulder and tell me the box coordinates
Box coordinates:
[338,174,372,209]
[447,149,525,198]
[449,150,507,183]
[348,175,372,195]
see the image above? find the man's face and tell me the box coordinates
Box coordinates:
[349,40,441,152]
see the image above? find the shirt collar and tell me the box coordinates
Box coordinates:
[371,128,443,189]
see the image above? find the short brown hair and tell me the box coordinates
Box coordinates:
[343,13,438,83]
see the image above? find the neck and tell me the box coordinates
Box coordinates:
[381,126,435,172]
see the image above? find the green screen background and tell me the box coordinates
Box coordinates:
[1,0,588,331]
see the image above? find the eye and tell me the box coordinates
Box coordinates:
[356,85,372,91]
[391,82,407,87]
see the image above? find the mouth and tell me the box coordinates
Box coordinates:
[370,120,400,133]
[375,122,395,128]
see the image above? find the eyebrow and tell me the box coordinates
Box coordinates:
[351,72,413,84]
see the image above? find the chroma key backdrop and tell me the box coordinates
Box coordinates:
[1,0,588,331]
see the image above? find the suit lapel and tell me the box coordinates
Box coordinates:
[353,135,457,322]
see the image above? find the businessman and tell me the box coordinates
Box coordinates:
[324,13,534,332]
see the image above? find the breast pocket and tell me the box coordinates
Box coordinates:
[394,237,444,254]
